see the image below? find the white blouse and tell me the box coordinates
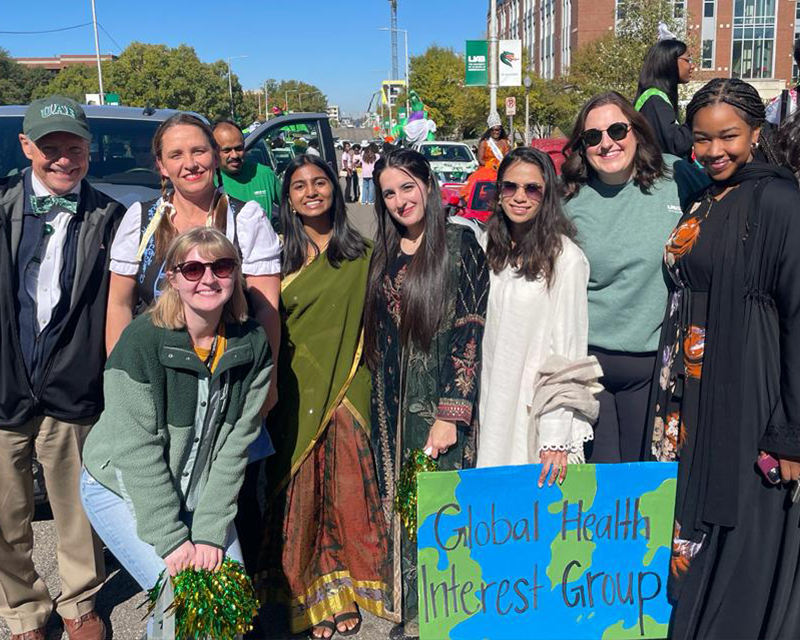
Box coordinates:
[477,236,592,468]
[110,195,281,277]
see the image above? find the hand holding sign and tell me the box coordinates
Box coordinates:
[538,449,568,487]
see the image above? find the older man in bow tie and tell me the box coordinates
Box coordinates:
[0,96,124,640]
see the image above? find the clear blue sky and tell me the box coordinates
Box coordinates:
[1,1,488,116]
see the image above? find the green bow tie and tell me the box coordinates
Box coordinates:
[29,193,78,215]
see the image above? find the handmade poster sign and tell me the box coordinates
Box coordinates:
[417,462,677,640]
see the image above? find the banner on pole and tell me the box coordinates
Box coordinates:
[498,39,522,87]
[417,462,677,640]
[465,40,489,86]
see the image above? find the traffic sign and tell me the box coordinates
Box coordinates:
[505,96,517,116]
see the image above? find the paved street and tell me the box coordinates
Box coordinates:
[0,199,387,640]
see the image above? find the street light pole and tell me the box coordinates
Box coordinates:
[489,0,498,118]
[523,75,532,145]
[264,82,269,120]
[226,55,248,119]
[90,0,105,103]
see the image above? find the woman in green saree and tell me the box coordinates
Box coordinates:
[364,149,490,639]
[256,155,389,639]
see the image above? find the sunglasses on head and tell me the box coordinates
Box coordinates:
[500,181,544,201]
[174,258,237,281]
[581,122,631,147]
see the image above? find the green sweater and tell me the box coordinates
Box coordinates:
[219,161,281,218]
[564,155,708,352]
[82,314,271,558]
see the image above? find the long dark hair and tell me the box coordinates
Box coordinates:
[635,39,687,112]
[561,91,667,199]
[685,77,779,165]
[364,149,450,369]
[279,154,367,276]
[775,109,800,179]
[486,147,577,287]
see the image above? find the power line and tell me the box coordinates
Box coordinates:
[0,22,93,35]
[98,22,123,53]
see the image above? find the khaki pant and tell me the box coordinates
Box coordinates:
[0,417,105,634]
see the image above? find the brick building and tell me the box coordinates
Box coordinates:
[492,0,798,98]
[14,54,117,71]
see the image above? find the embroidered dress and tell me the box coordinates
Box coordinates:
[371,225,489,628]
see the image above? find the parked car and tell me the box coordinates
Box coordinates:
[0,104,206,207]
[530,137,568,175]
[413,141,478,185]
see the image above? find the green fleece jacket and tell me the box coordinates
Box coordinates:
[82,313,271,558]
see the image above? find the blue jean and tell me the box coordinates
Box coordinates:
[361,177,375,204]
[79,468,243,591]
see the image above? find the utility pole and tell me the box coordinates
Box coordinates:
[90,0,105,103]
[389,0,399,80]
[264,82,269,120]
[489,0,498,119]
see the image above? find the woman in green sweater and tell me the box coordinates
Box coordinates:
[562,91,706,463]
[80,227,271,598]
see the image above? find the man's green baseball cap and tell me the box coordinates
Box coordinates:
[23,96,92,142]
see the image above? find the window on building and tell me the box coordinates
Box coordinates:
[673,0,685,18]
[702,39,715,69]
[732,0,776,79]
[704,0,715,17]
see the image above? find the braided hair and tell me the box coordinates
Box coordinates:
[685,78,780,164]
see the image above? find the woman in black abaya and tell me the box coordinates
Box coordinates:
[649,77,800,639]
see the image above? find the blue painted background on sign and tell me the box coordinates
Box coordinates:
[417,462,677,640]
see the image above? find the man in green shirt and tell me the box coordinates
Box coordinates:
[213,120,281,218]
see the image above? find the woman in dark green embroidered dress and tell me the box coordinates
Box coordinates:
[364,149,489,639]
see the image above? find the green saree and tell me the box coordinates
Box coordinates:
[257,246,390,632]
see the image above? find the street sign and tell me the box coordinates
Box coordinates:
[505,96,517,116]
[465,40,489,86]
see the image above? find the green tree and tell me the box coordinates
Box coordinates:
[407,46,469,137]
[565,0,691,105]
[275,79,327,114]
[0,48,55,105]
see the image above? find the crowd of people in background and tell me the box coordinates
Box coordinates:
[3,29,800,640]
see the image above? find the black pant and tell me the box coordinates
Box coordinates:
[345,173,360,202]
[585,347,656,463]
[234,460,263,576]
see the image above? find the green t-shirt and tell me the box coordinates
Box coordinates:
[564,155,709,353]
[219,161,281,218]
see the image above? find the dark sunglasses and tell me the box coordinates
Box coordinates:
[500,180,544,201]
[581,122,631,147]
[174,258,237,281]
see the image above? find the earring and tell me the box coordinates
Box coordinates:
[751,141,759,150]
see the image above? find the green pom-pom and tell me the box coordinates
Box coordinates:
[144,557,258,639]
[394,448,438,542]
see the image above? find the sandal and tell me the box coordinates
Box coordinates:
[309,619,337,639]
[333,610,363,637]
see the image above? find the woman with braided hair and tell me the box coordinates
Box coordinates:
[648,77,800,638]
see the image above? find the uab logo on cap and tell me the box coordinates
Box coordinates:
[40,103,77,120]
